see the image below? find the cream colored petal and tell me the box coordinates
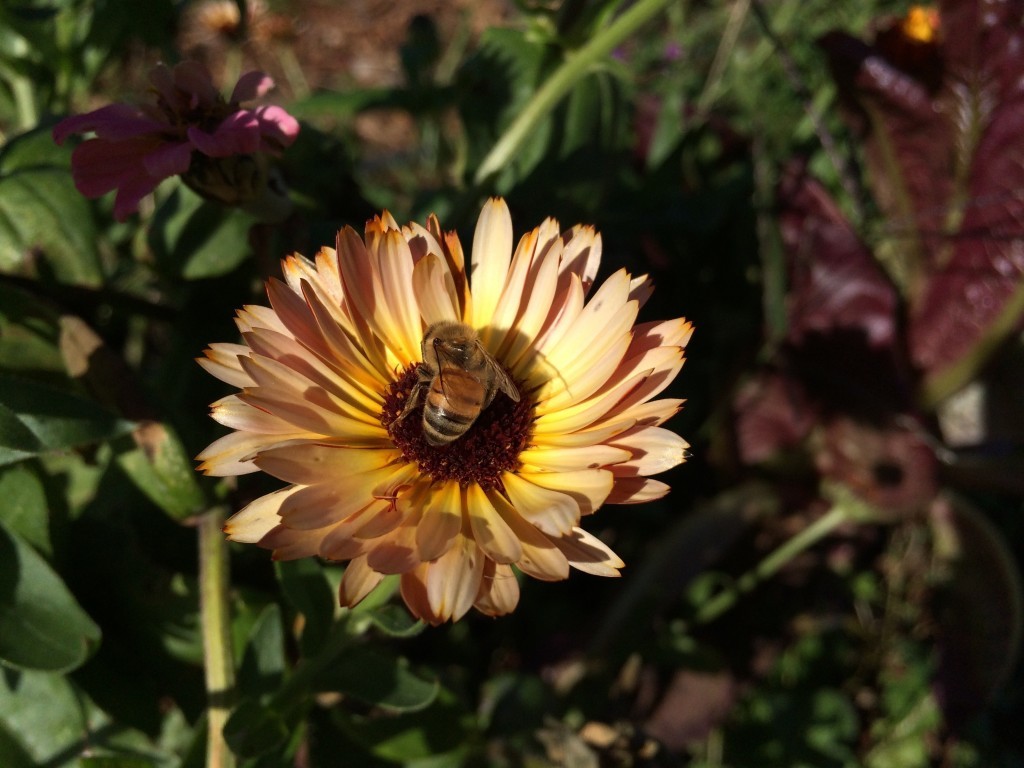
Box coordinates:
[607,477,671,504]
[533,371,649,435]
[559,225,601,292]
[376,229,423,365]
[487,489,569,580]
[336,226,398,374]
[264,278,380,399]
[613,398,685,428]
[209,395,305,434]
[628,274,654,309]
[240,353,382,429]
[517,468,613,517]
[277,481,378,530]
[318,501,391,559]
[400,567,437,624]
[196,431,311,476]
[276,461,409,530]
[474,562,520,616]
[243,328,383,417]
[223,486,299,542]
[426,533,485,623]
[539,271,638,394]
[235,303,290,335]
[537,332,632,412]
[466,484,522,564]
[412,252,460,327]
[365,519,420,574]
[500,231,563,373]
[531,418,637,449]
[597,359,685,427]
[239,390,388,444]
[260,523,331,560]
[312,247,345,304]
[338,555,385,607]
[254,443,401,485]
[483,227,538,351]
[415,481,462,561]
[469,198,513,329]
[518,444,632,473]
[610,426,689,476]
[553,527,624,577]
[528,275,584,375]
[354,500,405,539]
[502,472,579,537]
[297,280,391,391]
[198,343,253,388]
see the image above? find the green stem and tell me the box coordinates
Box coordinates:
[692,504,853,626]
[199,507,236,768]
[473,0,676,185]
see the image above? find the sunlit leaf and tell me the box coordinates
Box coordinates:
[0,520,100,671]
[0,462,50,555]
[113,422,206,521]
[0,126,102,286]
[0,669,88,763]
[0,722,35,768]
[147,185,256,280]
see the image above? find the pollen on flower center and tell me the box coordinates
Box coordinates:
[381,365,533,489]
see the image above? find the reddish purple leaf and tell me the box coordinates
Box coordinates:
[821,0,1024,382]
[777,162,898,350]
[733,370,817,465]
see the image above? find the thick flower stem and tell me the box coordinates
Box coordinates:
[198,506,236,768]
[473,0,677,185]
[692,503,854,626]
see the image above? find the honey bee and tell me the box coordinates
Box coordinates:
[397,321,520,446]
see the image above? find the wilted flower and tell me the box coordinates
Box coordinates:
[52,61,299,220]
[198,199,691,624]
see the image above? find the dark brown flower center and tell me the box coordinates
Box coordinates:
[381,365,533,490]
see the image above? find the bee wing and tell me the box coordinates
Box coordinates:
[477,341,520,402]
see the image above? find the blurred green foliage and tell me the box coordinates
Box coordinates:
[1,0,1023,766]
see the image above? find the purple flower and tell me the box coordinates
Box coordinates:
[53,62,300,220]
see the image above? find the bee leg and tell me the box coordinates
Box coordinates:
[396,380,426,423]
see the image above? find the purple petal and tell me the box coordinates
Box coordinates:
[172,61,219,107]
[112,176,161,221]
[187,113,261,157]
[254,105,300,149]
[53,104,166,144]
[141,140,194,177]
[231,71,275,103]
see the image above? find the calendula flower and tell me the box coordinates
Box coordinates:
[198,199,691,624]
[53,61,299,220]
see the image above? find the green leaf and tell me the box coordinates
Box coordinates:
[365,603,426,639]
[338,685,473,763]
[0,519,101,672]
[0,722,36,768]
[223,699,289,759]
[315,647,438,713]
[275,559,335,655]
[238,603,285,699]
[0,126,102,286]
[113,422,206,521]
[147,185,256,280]
[0,371,134,467]
[0,463,50,555]
[0,668,88,763]
[80,758,159,768]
